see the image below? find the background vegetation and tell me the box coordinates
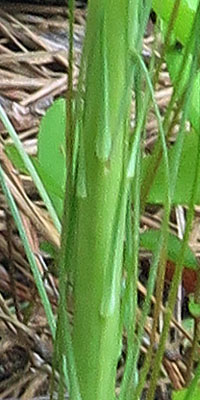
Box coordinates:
[0,0,200,399]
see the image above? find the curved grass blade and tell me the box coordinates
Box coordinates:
[0,165,56,337]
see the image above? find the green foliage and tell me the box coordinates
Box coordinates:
[37,98,66,218]
[140,229,198,269]
[34,159,64,218]
[152,0,198,47]
[188,295,200,318]
[182,317,194,331]
[166,48,200,134]
[38,98,66,189]
[0,164,56,337]
[147,0,200,207]
[5,98,66,219]
[173,386,200,400]
[0,103,61,233]
[1,0,200,399]
[6,104,200,212]
[5,144,29,174]
[173,362,200,400]
[143,130,200,205]
[40,241,57,259]
[6,100,199,274]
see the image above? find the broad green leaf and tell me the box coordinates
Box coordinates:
[143,130,200,205]
[173,386,200,400]
[152,0,198,47]
[37,98,66,218]
[33,159,64,219]
[38,97,66,195]
[140,229,198,269]
[33,159,64,200]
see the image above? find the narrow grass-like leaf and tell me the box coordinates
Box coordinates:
[119,150,141,400]
[0,165,56,337]
[122,32,171,400]
[129,41,172,400]
[129,48,170,194]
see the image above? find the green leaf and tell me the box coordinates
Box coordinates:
[152,0,198,47]
[143,130,200,205]
[173,386,200,400]
[33,159,64,219]
[40,240,57,259]
[5,145,64,217]
[189,295,200,318]
[140,229,198,270]
[166,46,200,134]
[38,97,66,195]
[5,144,28,174]
[5,99,66,218]
[182,317,194,332]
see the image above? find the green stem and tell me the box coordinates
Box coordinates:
[72,3,133,399]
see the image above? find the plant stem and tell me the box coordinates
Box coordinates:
[72,2,134,399]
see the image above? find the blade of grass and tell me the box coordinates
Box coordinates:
[119,16,171,396]
[119,148,141,400]
[124,41,171,399]
[54,1,82,398]
[147,132,200,400]
[0,165,56,337]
